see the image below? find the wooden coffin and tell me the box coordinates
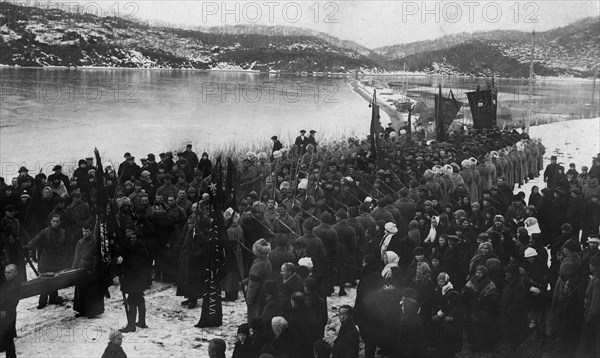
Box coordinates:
[20,269,93,299]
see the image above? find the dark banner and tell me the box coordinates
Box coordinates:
[369,100,383,168]
[435,94,463,141]
[467,89,497,129]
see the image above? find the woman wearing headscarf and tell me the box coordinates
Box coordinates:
[381,251,399,279]
[409,261,436,343]
[462,265,500,352]
[423,216,439,254]
[380,222,398,260]
[468,242,497,277]
[407,220,420,247]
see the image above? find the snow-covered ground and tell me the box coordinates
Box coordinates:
[517,118,599,202]
[12,118,600,357]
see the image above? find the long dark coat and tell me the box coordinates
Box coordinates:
[312,223,338,294]
[0,277,20,339]
[331,220,356,285]
[71,234,104,317]
[120,238,150,294]
[246,256,272,322]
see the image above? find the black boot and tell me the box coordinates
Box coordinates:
[223,291,237,301]
[120,305,137,333]
[136,301,148,328]
[187,299,198,309]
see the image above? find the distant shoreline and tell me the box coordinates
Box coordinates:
[0,65,595,82]
[348,80,404,127]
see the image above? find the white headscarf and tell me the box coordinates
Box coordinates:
[381,251,399,278]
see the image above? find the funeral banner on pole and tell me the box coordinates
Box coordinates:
[369,91,383,168]
[467,89,496,129]
[435,89,463,142]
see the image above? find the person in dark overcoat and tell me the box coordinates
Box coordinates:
[245,239,272,323]
[331,305,360,358]
[0,264,21,358]
[222,211,245,302]
[312,212,338,296]
[27,214,70,308]
[101,331,127,358]
[331,209,356,296]
[71,223,104,318]
[177,203,210,308]
[117,227,150,332]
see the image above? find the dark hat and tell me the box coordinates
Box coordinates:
[78,159,87,165]
[186,143,192,148]
[124,152,131,158]
[292,240,306,248]
[447,235,460,242]
[85,157,93,161]
[504,263,519,276]
[18,166,28,173]
[413,247,424,256]
[562,239,579,252]
[147,153,155,159]
[140,158,148,162]
[271,135,278,140]
[237,323,250,336]
[336,208,347,219]
[70,189,82,197]
[561,223,573,233]
[4,204,16,212]
[52,165,62,171]
[550,155,557,160]
[310,130,316,134]
[300,130,306,133]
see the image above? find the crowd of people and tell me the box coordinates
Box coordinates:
[1,124,599,358]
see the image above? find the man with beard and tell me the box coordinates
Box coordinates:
[26,214,69,308]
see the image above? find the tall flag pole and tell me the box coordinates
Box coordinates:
[196,157,227,328]
[436,84,443,141]
[369,89,383,169]
[93,148,112,297]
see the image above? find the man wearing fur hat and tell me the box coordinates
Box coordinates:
[49,164,70,190]
[244,239,272,322]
